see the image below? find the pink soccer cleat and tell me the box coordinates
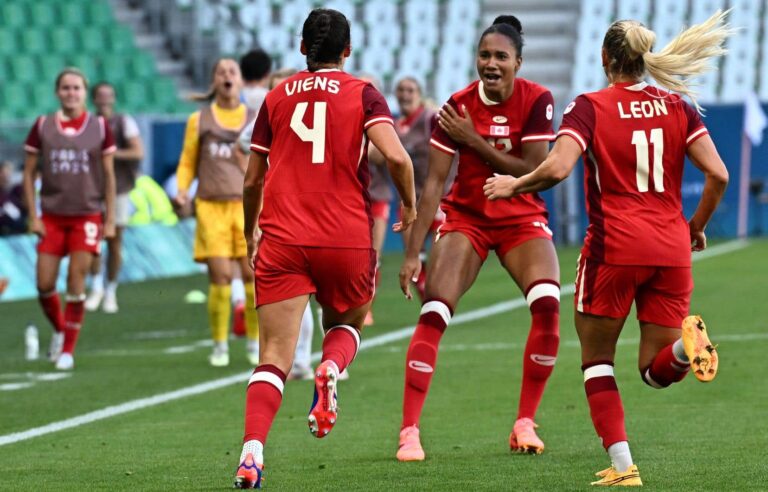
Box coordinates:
[396,425,425,461]
[509,417,545,454]
[308,361,339,438]
[233,453,263,489]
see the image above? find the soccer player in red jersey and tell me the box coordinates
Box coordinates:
[233,9,416,488]
[22,67,117,371]
[397,16,561,461]
[484,12,731,486]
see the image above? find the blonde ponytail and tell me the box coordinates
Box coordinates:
[641,10,733,112]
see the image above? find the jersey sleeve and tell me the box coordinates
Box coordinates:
[362,84,394,130]
[122,115,140,139]
[249,102,272,154]
[521,91,556,143]
[429,97,459,155]
[176,112,200,192]
[99,116,117,154]
[557,95,595,152]
[682,101,709,146]
[24,117,44,154]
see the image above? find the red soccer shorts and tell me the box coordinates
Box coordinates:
[254,238,377,312]
[37,214,102,257]
[370,200,391,221]
[574,255,693,328]
[436,213,553,261]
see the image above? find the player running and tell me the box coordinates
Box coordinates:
[22,67,117,370]
[484,11,731,486]
[175,58,259,367]
[397,15,561,461]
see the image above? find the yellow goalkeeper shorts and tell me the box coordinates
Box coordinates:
[193,198,247,261]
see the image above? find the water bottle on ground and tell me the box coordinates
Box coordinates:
[25,324,39,360]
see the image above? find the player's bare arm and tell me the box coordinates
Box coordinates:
[686,134,729,251]
[366,122,417,232]
[102,153,117,239]
[22,151,44,237]
[114,135,144,162]
[484,135,581,199]
[399,147,453,299]
[438,103,548,177]
[242,151,268,269]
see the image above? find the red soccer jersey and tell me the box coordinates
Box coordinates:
[430,78,555,226]
[250,69,393,248]
[558,81,709,267]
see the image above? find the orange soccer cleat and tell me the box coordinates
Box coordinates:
[308,361,339,438]
[396,425,425,461]
[509,418,545,454]
[682,315,718,382]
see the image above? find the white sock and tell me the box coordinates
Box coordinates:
[215,341,228,352]
[105,281,118,296]
[293,304,314,369]
[240,439,264,465]
[231,278,245,304]
[672,338,688,362]
[91,271,105,292]
[607,441,633,472]
[246,339,259,352]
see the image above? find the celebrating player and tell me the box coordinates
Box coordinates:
[175,58,259,367]
[85,81,144,313]
[393,76,455,300]
[484,11,731,486]
[396,16,561,461]
[233,8,416,488]
[22,67,117,370]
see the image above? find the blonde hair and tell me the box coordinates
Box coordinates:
[604,10,733,112]
[189,58,240,102]
[55,67,88,91]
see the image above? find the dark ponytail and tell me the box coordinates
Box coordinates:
[479,15,524,56]
[302,8,351,71]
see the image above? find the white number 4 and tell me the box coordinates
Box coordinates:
[290,102,327,164]
[631,128,664,192]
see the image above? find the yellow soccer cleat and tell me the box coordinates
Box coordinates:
[682,315,718,382]
[591,465,642,486]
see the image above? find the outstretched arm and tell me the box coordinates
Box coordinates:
[243,152,268,269]
[686,134,729,251]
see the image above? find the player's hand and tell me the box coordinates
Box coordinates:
[393,204,417,232]
[103,221,116,240]
[29,217,45,237]
[174,189,188,208]
[399,254,421,300]
[689,223,707,251]
[246,228,262,270]
[438,104,476,145]
[484,174,518,200]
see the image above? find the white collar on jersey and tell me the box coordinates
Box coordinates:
[314,68,341,73]
[478,81,501,106]
[620,81,649,91]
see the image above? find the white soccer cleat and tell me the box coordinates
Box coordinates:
[84,290,103,312]
[102,291,119,314]
[209,346,230,367]
[48,332,64,362]
[55,352,74,371]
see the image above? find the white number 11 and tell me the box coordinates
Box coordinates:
[631,128,664,192]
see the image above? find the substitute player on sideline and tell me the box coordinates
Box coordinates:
[233,8,416,488]
[85,82,144,313]
[175,58,259,367]
[397,16,561,461]
[22,67,117,370]
[484,12,731,486]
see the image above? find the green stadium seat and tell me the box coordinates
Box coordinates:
[149,79,178,110]
[0,83,30,115]
[131,52,157,79]
[65,55,98,82]
[39,54,68,85]
[49,27,79,54]
[107,26,134,53]
[120,81,150,111]
[19,29,49,55]
[0,29,18,56]
[9,55,40,82]
[27,2,57,27]
[79,27,105,54]
[31,85,58,114]
[59,3,88,25]
[87,2,114,26]
[1,3,29,28]
[99,57,128,85]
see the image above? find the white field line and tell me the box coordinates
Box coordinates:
[0,240,748,447]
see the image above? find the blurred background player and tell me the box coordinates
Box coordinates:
[22,67,117,371]
[85,82,144,314]
[397,16,561,461]
[484,11,731,486]
[234,9,416,488]
[174,58,258,367]
[240,48,272,112]
[359,73,391,326]
[393,77,456,300]
[236,66,314,381]
[0,160,27,236]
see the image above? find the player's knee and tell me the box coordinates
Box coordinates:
[639,366,668,389]
[405,341,438,391]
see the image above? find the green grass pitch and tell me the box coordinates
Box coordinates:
[0,240,766,490]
